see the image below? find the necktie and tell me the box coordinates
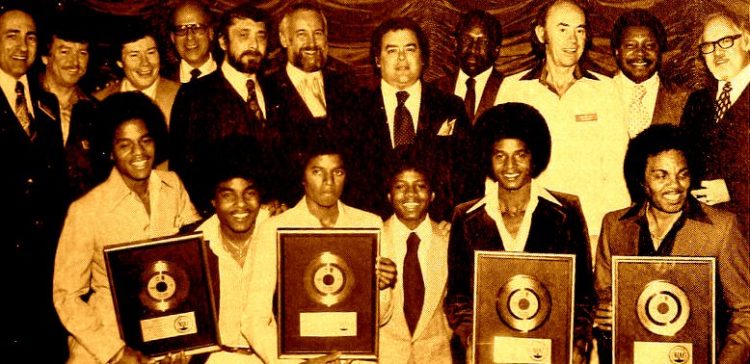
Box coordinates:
[465,77,476,122]
[627,84,649,137]
[403,232,424,335]
[715,82,732,123]
[393,91,415,147]
[303,76,327,118]
[246,79,264,122]
[189,68,201,82]
[15,81,34,138]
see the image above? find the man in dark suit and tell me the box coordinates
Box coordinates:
[681,11,750,236]
[436,10,504,126]
[0,6,69,361]
[170,3,282,215]
[593,125,750,364]
[610,9,688,138]
[38,13,99,199]
[268,2,358,157]
[164,0,218,84]
[347,17,470,221]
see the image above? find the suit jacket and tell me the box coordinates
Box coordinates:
[169,70,284,214]
[380,216,452,364]
[435,68,504,126]
[345,81,471,221]
[681,82,750,235]
[651,78,689,125]
[266,61,358,152]
[445,190,594,346]
[37,82,100,199]
[0,75,69,360]
[594,200,750,363]
[93,77,180,127]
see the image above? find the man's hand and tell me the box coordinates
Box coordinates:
[436,220,451,236]
[691,179,730,205]
[152,351,188,364]
[376,257,397,289]
[262,200,289,217]
[114,347,147,364]
[593,302,612,332]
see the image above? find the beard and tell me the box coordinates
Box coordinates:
[291,46,326,72]
[227,49,263,74]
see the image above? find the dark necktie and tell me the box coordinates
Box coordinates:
[189,68,201,82]
[246,79,264,122]
[465,77,476,122]
[393,91,415,147]
[714,81,732,123]
[15,81,34,138]
[403,232,424,335]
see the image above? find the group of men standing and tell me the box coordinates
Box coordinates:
[1,0,748,363]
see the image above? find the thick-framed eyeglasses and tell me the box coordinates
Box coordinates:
[699,34,742,54]
[173,23,209,37]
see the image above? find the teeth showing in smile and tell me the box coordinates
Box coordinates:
[131,160,148,169]
[663,192,682,203]
[403,202,419,209]
[503,173,520,179]
[232,212,250,219]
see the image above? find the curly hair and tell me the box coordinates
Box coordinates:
[473,102,552,180]
[623,124,701,204]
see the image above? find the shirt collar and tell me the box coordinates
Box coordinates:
[286,62,323,86]
[392,213,433,244]
[381,77,421,95]
[221,61,257,100]
[467,178,561,215]
[100,167,172,212]
[121,77,159,100]
[520,60,599,82]
[179,54,217,83]
[718,63,750,103]
[0,69,31,110]
[615,71,660,90]
[457,67,493,89]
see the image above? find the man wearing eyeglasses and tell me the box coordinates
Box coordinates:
[681,11,750,237]
[167,1,217,83]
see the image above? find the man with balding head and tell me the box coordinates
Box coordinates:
[0,5,69,361]
[167,0,218,83]
[495,0,630,247]
[682,11,750,237]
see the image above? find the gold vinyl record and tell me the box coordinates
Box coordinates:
[496,274,551,332]
[303,251,354,307]
[636,280,690,336]
[139,260,190,312]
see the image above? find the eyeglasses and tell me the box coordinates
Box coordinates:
[172,23,209,37]
[699,34,742,54]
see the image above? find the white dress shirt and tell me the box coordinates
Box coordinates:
[453,67,493,113]
[286,63,327,117]
[381,79,422,147]
[221,61,266,117]
[179,54,218,83]
[120,76,159,100]
[717,63,750,105]
[0,69,34,118]
[613,71,660,134]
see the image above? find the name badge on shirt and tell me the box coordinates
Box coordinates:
[575,113,598,122]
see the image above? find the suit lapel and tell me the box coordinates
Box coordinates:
[417,83,433,136]
[413,220,449,339]
[475,70,502,124]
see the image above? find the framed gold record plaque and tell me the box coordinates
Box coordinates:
[277,228,379,360]
[104,233,220,359]
[473,251,575,364]
[613,256,716,364]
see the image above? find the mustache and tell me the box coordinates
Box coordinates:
[240,50,263,58]
[300,46,321,53]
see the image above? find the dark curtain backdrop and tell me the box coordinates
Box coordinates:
[33,0,750,92]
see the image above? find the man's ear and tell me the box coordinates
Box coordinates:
[491,45,501,59]
[218,35,227,52]
[41,55,49,66]
[170,32,176,45]
[429,191,435,203]
[279,30,289,48]
[375,56,381,69]
[534,25,546,45]
[387,192,392,204]
[211,199,217,209]
[116,60,124,69]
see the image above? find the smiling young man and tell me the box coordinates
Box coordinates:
[593,125,750,364]
[445,103,593,363]
[610,9,688,138]
[379,148,452,363]
[681,11,750,237]
[53,92,201,364]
